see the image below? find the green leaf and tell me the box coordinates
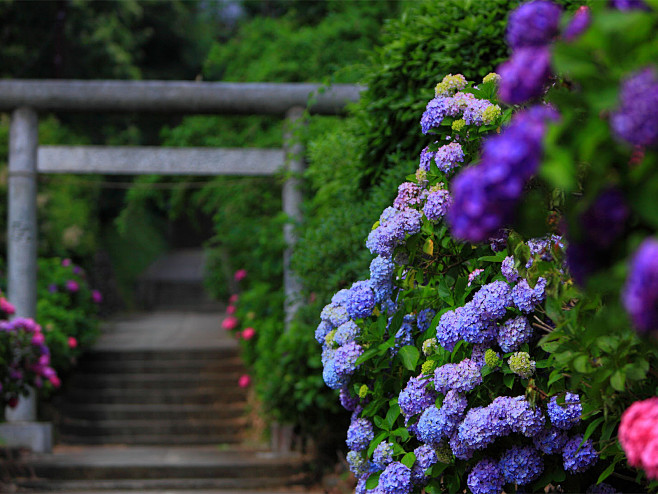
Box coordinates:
[390,427,410,442]
[398,345,420,371]
[374,415,390,431]
[573,354,591,374]
[503,373,515,389]
[597,462,617,484]
[385,404,401,429]
[356,348,379,365]
[583,417,605,442]
[366,471,382,490]
[611,369,626,392]
[367,432,388,458]
[423,238,434,256]
[401,452,416,469]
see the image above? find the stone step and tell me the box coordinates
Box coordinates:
[68,372,244,389]
[63,387,248,405]
[57,433,244,446]
[16,476,311,492]
[57,416,248,437]
[56,403,247,421]
[79,348,241,363]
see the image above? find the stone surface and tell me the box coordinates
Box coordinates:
[0,422,52,453]
[38,146,284,176]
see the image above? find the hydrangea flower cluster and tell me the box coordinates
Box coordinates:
[434,143,464,173]
[547,392,582,429]
[563,435,598,473]
[621,237,658,333]
[610,66,658,148]
[619,397,658,479]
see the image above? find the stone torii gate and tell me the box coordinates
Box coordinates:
[0,79,363,451]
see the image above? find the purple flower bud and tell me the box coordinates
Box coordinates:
[563,6,591,42]
[498,46,552,104]
[622,238,658,333]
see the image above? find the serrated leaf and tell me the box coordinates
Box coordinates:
[401,452,416,469]
[391,427,410,441]
[374,415,390,431]
[398,345,420,371]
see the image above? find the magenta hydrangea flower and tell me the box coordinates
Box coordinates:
[621,238,658,333]
[65,280,79,293]
[506,0,562,49]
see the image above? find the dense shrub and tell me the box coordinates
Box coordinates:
[315,1,658,493]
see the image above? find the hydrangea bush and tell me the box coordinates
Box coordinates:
[316,1,658,492]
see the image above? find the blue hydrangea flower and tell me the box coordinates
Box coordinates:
[417,406,453,446]
[499,445,544,485]
[533,426,568,454]
[512,277,547,313]
[501,256,520,283]
[471,281,512,320]
[321,345,336,366]
[399,374,437,420]
[449,431,475,461]
[346,281,376,320]
[321,302,350,327]
[421,97,452,134]
[334,320,360,346]
[456,304,497,344]
[434,359,482,394]
[442,389,468,419]
[411,444,438,485]
[497,315,533,353]
[419,145,436,172]
[367,208,423,258]
[315,320,333,344]
[468,458,505,494]
[563,435,598,473]
[528,234,563,262]
[423,187,451,222]
[331,288,351,306]
[379,461,412,494]
[416,309,436,332]
[458,404,510,452]
[370,256,395,303]
[436,309,461,351]
[434,143,464,173]
[621,238,658,333]
[501,395,545,437]
[547,393,582,430]
[322,358,347,390]
[470,344,488,368]
[586,483,619,494]
[334,341,364,378]
[348,450,376,479]
[392,315,416,353]
[506,0,562,49]
[611,66,658,148]
[347,418,374,452]
[373,441,395,470]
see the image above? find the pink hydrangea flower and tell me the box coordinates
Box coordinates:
[619,397,658,479]
[0,297,15,315]
[66,280,79,293]
[238,374,251,388]
[221,316,238,331]
[62,258,72,267]
[68,336,78,348]
[227,305,236,315]
[229,294,239,304]
[234,269,247,282]
[92,290,102,304]
[242,327,256,340]
[31,333,45,345]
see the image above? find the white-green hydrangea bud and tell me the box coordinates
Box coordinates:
[481,104,502,125]
[324,329,337,347]
[415,168,428,185]
[435,441,454,464]
[421,360,438,375]
[358,384,369,399]
[435,73,468,97]
[451,119,466,133]
[484,349,502,369]
[483,72,501,85]
[422,338,438,356]
[508,351,536,378]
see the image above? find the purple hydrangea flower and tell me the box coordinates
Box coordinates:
[502,256,520,283]
[332,288,351,305]
[411,444,438,485]
[622,238,658,333]
[533,426,569,454]
[334,341,364,378]
[423,188,451,222]
[434,359,482,394]
[339,386,359,411]
[442,389,468,418]
[394,182,426,210]
[419,145,436,172]
[586,483,619,494]
[456,304,497,344]
[499,445,544,485]
[449,431,475,460]
[609,0,650,11]
[563,6,591,42]
[416,309,436,332]
[611,67,658,148]
[367,208,423,258]
[379,461,412,494]
[421,97,452,134]
[458,405,510,451]
[547,393,582,430]
[468,458,506,494]
[392,315,416,353]
[399,374,437,420]
[470,344,488,368]
[471,281,512,320]
[581,188,630,250]
[435,143,465,173]
[503,395,546,436]
[417,406,453,445]
[498,46,552,105]
[497,315,533,352]
[334,320,361,346]
[506,0,562,49]
[315,320,333,344]
[489,230,509,252]
[563,435,598,473]
[346,281,376,320]
[373,441,395,470]
[511,277,547,313]
[347,418,374,452]
[447,106,558,242]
